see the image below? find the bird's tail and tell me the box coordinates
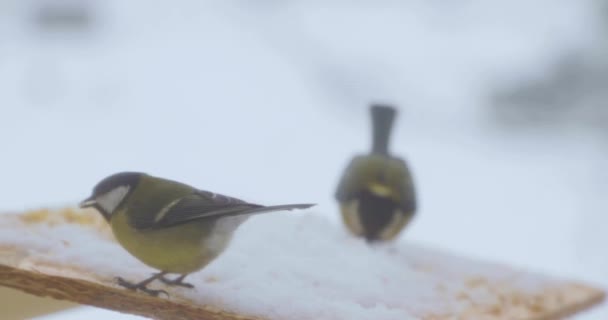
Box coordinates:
[241,203,315,216]
[370,104,397,155]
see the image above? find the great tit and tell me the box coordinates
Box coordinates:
[335,105,417,243]
[80,172,314,296]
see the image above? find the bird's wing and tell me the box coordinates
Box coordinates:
[131,190,262,229]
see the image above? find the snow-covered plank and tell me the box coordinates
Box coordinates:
[0,209,604,320]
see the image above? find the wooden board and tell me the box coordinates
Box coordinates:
[0,209,604,320]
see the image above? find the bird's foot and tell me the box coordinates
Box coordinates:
[116,277,169,297]
[158,274,195,288]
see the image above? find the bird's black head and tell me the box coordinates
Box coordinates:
[80,172,143,221]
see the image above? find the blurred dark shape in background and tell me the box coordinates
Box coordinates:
[490,53,608,130]
[30,0,97,36]
[489,0,608,133]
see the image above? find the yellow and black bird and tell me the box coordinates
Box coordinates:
[335,105,417,243]
[81,172,314,296]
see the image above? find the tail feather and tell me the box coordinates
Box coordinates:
[240,203,315,216]
[370,104,396,155]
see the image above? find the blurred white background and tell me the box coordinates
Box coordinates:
[0,0,606,318]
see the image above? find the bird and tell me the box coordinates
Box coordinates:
[80,172,314,296]
[335,104,417,243]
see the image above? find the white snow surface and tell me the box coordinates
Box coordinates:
[0,210,590,320]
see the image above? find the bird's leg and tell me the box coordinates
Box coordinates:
[116,272,169,297]
[159,274,194,288]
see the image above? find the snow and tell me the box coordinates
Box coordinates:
[0,210,596,320]
[0,0,604,318]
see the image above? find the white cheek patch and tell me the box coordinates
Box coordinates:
[97,186,130,215]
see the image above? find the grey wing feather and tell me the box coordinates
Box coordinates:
[134,190,261,229]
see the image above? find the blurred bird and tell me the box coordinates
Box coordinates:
[81,172,314,296]
[335,105,417,243]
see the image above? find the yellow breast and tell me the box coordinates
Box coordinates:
[110,210,231,274]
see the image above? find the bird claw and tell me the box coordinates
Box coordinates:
[115,277,170,297]
[158,274,195,288]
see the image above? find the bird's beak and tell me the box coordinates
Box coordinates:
[79,196,96,208]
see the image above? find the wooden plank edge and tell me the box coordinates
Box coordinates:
[537,287,605,320]
[0,286,77,319]
[0,264,263,320]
